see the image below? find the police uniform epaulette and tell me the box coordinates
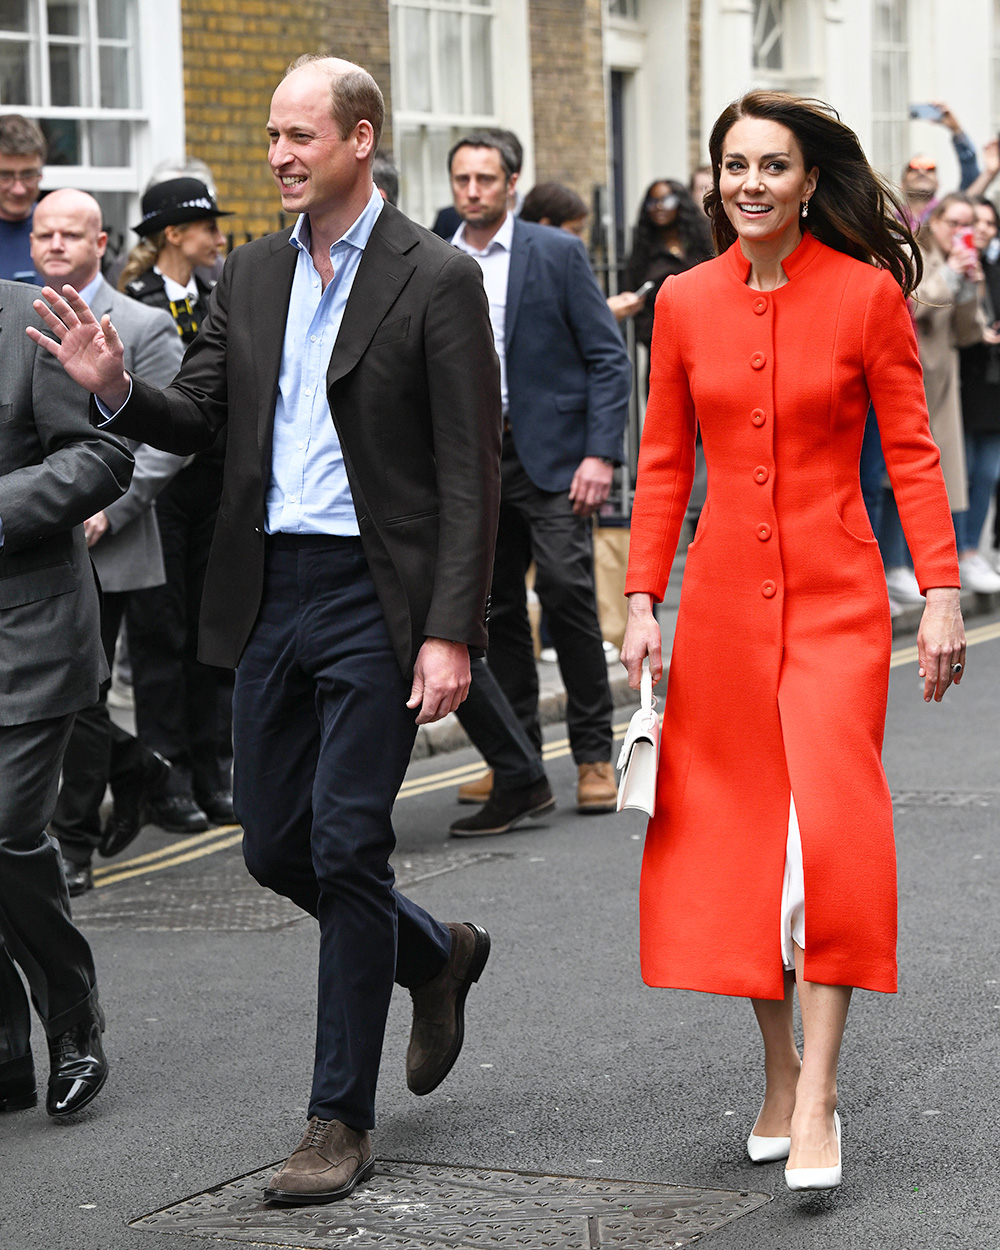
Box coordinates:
[125,275,154,296]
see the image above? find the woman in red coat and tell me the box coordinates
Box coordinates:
[621,92,966,1192]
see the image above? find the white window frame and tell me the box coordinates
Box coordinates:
[752,0,784,72]
[390,0,533,227]
[871,0,909,179]
[0,0,183,241]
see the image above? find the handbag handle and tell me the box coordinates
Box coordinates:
[640,658,653,713]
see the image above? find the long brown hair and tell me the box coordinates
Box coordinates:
[118,232,165,290]
[705,91,922,297]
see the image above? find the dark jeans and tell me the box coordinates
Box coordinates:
[127,462,233,799]
[954,431,1000,550]
[487,443,613,764]
[50,591,146,868]
[233,535,451,1128]
[0,714,100,1070]
[455,659,546,790]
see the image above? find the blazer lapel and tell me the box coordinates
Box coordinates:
[504,218,531,353]
[327,207,416,388]
[253,231,298,461]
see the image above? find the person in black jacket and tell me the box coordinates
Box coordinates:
[117,177,237,832]
[624,178,714,351]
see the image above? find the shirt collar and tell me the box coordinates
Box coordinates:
[153,264,199,303]
[452,211,514,257]
[290,184,385,258]
[76,272,104,308]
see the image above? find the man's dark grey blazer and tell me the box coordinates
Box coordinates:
[85,276,186,594]
[0,281,134,727]
[94,201,502,675]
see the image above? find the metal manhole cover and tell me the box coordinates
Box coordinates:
[891,789,1000,807]
[131,1159,770,1248]
[75,849,509,933]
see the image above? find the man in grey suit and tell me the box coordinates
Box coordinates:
[0,277,133,1118]
[33,190,187,894]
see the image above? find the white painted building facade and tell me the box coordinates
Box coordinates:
[606,0,1000,248]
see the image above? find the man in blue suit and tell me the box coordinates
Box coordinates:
[449,133,631,818]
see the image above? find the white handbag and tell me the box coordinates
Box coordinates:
[616,660,660,818]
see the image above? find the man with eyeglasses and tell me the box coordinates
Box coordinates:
[0,115,46,285]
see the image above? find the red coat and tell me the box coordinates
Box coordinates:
[625,232,959,999]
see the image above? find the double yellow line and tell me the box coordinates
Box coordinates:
[91,717,637,889]
[92,620,1000,890]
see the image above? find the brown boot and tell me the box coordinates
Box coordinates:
[457,770,493,804]
[406,922,491,1095]
[576,760,617,813]
[264,1117,374,1204]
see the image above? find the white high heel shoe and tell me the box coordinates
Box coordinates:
[746,1102,791,1163]
[784,1110,842,1191]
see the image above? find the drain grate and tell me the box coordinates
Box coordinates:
[891,789,1000,807]
[74,848,509,933]
[131,1159,770,1248]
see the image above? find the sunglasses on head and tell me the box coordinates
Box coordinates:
[907,157,937,172]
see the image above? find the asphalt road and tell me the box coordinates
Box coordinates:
[1,613,998,1250]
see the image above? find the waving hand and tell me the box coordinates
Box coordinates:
[26,285,131,411]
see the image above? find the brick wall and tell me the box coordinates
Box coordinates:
[528,0,608,203]
[179,0,392,239]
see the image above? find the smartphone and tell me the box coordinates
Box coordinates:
[909,103,944,122]
[954,227,975,252]
[635,279,656,300]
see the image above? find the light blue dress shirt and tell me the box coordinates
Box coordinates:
[266,186,384,536]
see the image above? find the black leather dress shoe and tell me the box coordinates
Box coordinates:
[46,1015,108,1117]
[195,789,237,826]
[144,793,210,835]
[61,858,94,897]
[0,1059,37,1112]
[99,750,171,858]
[449,778,555,837]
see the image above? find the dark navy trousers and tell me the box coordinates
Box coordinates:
[233,535,451,1129]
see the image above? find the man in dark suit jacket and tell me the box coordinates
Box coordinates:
[30,56,500,1202]
[447,133,631,826]
[0,280,133,1119]
[31,189,187,892]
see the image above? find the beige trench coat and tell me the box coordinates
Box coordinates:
[913,244,985,513]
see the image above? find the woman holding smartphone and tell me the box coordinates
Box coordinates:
[954,198,1000,589]
[621,92,965,1193]
[912,193,991,584]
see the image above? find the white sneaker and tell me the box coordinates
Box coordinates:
[959,552,1000,594]
[884,566,923,604]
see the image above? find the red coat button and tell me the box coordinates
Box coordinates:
[756,523,772,541]
[753,297,768,315]
[751,409,766,427]
[754,465,769,484]
[761,580,777,598]
[751,352,766,369]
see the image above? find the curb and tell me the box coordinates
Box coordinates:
[411,668,637,761]
[411,586,998,762]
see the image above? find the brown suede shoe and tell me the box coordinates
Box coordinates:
[263,1118,374,1204]
[576,760,617,813]
[457,769,493,804]
[406,921,490,1095]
